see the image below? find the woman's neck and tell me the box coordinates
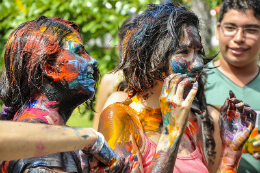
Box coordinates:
[132,80,163,110]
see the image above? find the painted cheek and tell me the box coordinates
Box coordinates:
[48,51,79,82]
[68,56,96,93]
[170,56,188,74]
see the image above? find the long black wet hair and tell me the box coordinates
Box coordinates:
[0,16,99,120]
[114,2,216,160]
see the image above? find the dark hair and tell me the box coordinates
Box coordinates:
[0,16,98,120]
[218,0,260,22]
[114,2,216,160]
[118,14,138,43]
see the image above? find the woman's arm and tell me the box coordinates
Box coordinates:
[147,74,198,173]
[98,102,145,172]
[0,121,96,161]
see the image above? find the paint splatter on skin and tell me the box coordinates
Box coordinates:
[35,141,46,157]
[81,135,89,139]
[218,91,256,172]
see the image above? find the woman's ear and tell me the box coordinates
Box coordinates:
[216,22,220,41]
[42,60,61,82]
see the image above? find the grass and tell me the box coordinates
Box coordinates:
[66,105,93,128]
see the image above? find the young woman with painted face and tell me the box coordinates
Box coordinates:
[98,2,257,173]
[0,16,128,173]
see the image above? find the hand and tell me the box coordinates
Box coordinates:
[159,74,198,132]
[217,91,256,172]
[80,151,131,173]
[251,134,260,160]
[89,156,130,173]
[220,91,256,152]
[82,131,131,173]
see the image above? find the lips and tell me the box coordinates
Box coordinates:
[229,47,249,55]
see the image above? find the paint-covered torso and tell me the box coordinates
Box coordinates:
[12,100,64,125]
[99,96,207,171]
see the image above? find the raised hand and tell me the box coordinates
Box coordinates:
[159,73,198,134]
[218,91,256,172]
[147,74,198,173]
[220,91,256,151]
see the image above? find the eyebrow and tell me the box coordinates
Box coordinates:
[224,22,260,28]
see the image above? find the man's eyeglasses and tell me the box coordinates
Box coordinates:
[220,24,260,38]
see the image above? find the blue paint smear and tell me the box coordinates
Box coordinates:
[27,100,39,108]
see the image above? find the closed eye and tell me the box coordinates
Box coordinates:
[175,49,188,54]
[75,45,85,54]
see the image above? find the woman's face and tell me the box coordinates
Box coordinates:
[169,24,204,77]
[47,31,97,99]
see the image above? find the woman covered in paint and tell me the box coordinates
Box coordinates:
[98,2,257,173]
[0,16,127,172]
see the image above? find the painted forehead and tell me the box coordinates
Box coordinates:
[179,24,201,49]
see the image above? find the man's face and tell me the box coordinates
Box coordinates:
[216,9,260,67]
[46,32,97,99]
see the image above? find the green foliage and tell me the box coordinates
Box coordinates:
[205,0,222,8]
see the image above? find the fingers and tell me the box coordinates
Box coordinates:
[104,158,126,173]
[253,140,260,148]
[220,97,229,115]
[174,77,194,100]
[168,74,185,97]
[253,152,260,160]
[229,90,236,98]
[184,81,198,105]
[244,107,257,128]
[161,74,177,97]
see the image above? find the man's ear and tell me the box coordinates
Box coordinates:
[42,60,61,82]
[216,22,220,41]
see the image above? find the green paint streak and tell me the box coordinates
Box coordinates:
[81,135,89,139]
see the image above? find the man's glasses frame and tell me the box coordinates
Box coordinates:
[220,24,260,38]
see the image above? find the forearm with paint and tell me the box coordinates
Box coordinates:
[147,124,186,173]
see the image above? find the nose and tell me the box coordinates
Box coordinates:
[233,28,245,43]
[89,56,97,67]
[189,53,203,72]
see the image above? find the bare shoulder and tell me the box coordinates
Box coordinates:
[103,91,128,109]
[101,72,120,84]
[98,102,144,153]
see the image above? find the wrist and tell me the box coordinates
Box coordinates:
[218,147,242,172]
[83,131,120,166]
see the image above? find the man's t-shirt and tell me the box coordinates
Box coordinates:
[204,61,260,173]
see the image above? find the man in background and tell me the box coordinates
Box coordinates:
[204,0,260,172]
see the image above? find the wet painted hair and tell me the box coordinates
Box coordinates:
[219,0,260,22]
[115,2,216,161]
[0,16,98,120]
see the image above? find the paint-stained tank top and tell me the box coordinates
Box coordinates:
[142,134,209,173]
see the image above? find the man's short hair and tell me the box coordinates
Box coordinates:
[218,0,260,22]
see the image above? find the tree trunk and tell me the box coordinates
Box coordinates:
[191,0,213,53]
